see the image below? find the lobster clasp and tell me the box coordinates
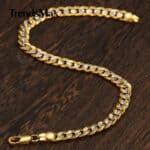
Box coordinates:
[8,134,40,145]
[8,135,32,145]
[8,132,56,145]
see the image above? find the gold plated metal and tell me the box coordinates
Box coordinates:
[8,132,56,145]
[8,6,139,145]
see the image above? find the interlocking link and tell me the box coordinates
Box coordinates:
[8,6,139,145]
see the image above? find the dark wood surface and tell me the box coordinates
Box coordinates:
[0,0,149,150]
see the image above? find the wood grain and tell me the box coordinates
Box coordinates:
[0,0,149,150]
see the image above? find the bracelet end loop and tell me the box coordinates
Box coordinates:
[124,13,139,23]
[132,15,139,23]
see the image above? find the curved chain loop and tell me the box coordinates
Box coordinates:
[8,6,139,145]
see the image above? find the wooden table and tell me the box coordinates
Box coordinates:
[0,0,149,149]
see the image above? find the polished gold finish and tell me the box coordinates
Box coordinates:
[8,6,139,145]
[8,132,56,145]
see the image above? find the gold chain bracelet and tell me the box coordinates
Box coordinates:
[8,6,139,145]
